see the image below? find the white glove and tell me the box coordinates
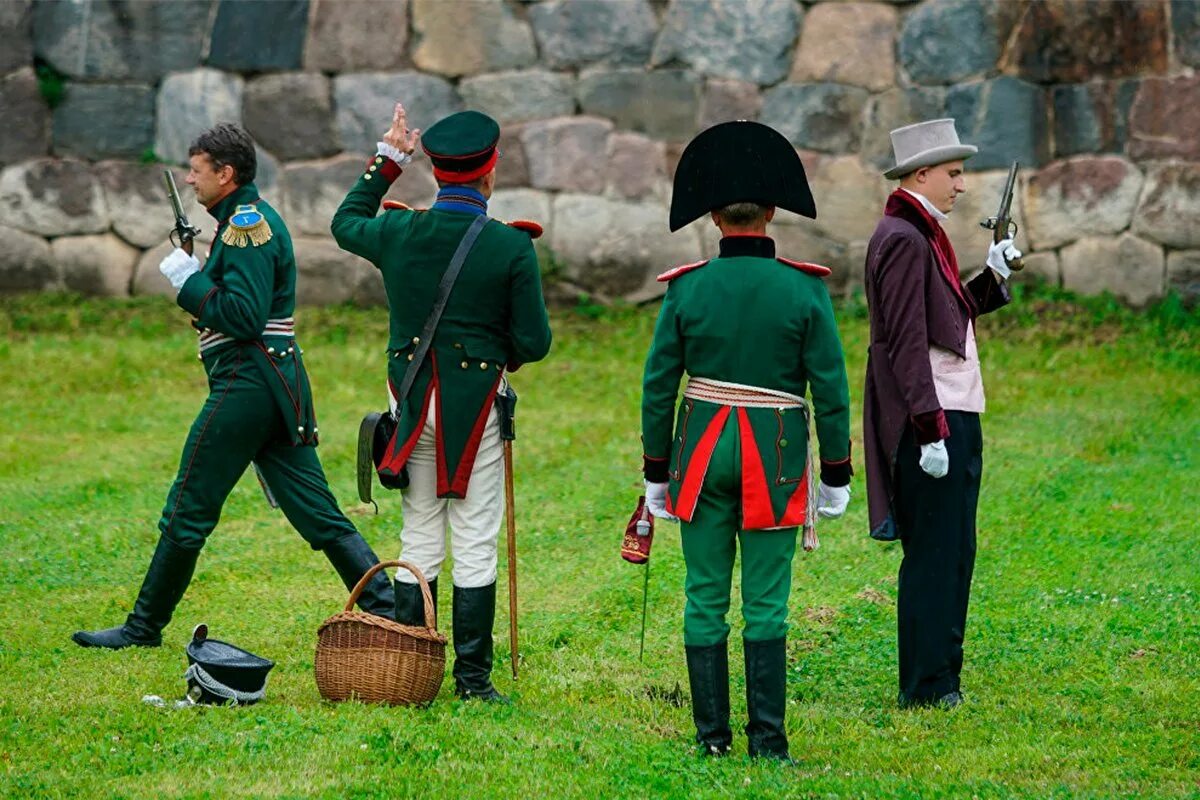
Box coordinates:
[376,140,413,166]
[158,248,201,291]
[919,440,949,479]
[816,482,851,519]
[644,480,679,522]
[985,238,1021,279]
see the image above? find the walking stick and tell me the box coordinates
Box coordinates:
[497,387,519,680]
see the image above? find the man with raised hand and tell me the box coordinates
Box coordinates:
[73,123,395,650]
[640,121,853,761]
[863,118,1021,709]
[332,104,551,703]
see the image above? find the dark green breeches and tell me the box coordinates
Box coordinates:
[680,422,798,647]
[157,347,355,551]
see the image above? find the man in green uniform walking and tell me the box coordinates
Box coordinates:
[641,122,854,760]
[332,104,552,702]
[73,123,395,650]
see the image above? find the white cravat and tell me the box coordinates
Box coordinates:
[902,188,949,222]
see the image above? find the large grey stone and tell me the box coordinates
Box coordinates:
[53,83,156,160]
[243,73,338,161]
[333,72,461,154]
[550,192,702,299]
[489,189,552,227]
[699,79,763,129]
[95,162,198,249]
[1128,75,1200,160]
[521,117,613,193]
[1022,157,1144,250]
[385,158,439,210]
[1166,250,1200,307]
[496,125,530,188]
[155,69,244,165]
[1175,0,1200,68]
[52,234,139,297]
[946,77,1049,171]
[792,154,887,244]
[0,0,32,73]
[208,0,308,72]
[1052,81,1138,159]
[0,68,50,166]
[607,132,668,201]
[0,224,55,293]
[33,0,212,81]
[1060,234,1164,307]
[790,2,898,91]
[773,223,854,292]
[304,0,409,72]
[577,69,701,140]
[861,86,945,171]
[0,159,108,237]
[529,0,658,69]
[459,71,576,125]
[255,145,282,200]
[1016,250,1060,287]
[1132,164,1200,249]
[760,83,871,153]
[411,0,536,78]
[280,155,370,237]
[898,0,1006,85]
[651,0,801,86]
[937,169,1020,257]
[1006,0,1168,83]
[292,236,375,306]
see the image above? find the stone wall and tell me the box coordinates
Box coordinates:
[1,0,1196,307]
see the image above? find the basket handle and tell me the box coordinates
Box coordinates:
[344,560,437,630]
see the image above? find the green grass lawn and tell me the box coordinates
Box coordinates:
[1,289,1197,799]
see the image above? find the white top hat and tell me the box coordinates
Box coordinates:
[883,118,978,180]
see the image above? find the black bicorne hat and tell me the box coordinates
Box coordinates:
[184,624,274,706]
[669,120,816,232]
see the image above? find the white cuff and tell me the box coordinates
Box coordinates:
[376,142,412,166]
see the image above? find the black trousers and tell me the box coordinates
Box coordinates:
[894,411,983,703]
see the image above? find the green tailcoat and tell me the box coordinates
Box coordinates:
[641,236,852,530]
[331,156,552,498]
[176,183,317,446]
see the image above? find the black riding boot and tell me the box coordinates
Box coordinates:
[685,639,732,756]
[322,533,396,620]
[72,535,200,649]
[394,576,438,628]
[452,583,509,703]
[744,637,792,762]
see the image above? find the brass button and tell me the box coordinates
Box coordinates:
[412,336,420,344]
[453,342,462,349]
[267,346,276,354]
[479,362,487,370]
[461,361,469,369]
[364,174,372,181]
[407,354,414,361]
[374,156,383,164]
[369,165,377,172]
[297,426,304,433]
[779,439,788,447]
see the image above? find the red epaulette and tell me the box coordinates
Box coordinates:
[656,260,710,282]
[382,200,424,212]
[777,257,832,277]
[505,219,543,239]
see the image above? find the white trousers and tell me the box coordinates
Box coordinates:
[393,389,505,589]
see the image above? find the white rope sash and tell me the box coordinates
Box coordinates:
[681,376,820,550]
[198,317,296,355]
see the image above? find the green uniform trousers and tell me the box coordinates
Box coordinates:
[158,347,355,551]
[680,417,798,647]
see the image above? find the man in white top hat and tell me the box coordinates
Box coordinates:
[862,118,1021,709]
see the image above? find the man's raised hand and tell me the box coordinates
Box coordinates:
[383,102,421,155]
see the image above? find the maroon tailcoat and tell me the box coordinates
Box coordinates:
[863,191,1010,541]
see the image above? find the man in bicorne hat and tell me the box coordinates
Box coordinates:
[332,104,551,703]
[640,121,854,761]
[863,119,1021,709]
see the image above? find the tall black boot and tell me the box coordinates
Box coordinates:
[744,637,792,762]
[322,533,396,620]
[452,583,509,703]
[394,576,438,628]
[72,536,200,649]
[685,640,732,756]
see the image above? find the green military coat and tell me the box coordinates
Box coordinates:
[642,236,852,530]
[331,156,552,498]
[176,183,317,445]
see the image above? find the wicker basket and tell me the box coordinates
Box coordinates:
[315,560,447,706]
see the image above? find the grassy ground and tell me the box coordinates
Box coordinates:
[0,288,1197,799]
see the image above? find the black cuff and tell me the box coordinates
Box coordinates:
[820,458,852,487]
[643,456,669,483]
